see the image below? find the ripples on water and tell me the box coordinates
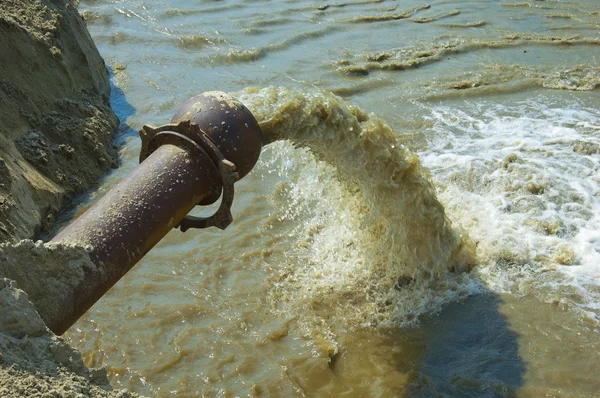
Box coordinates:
[60,0,600,396]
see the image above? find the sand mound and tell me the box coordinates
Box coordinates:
[0,2,143,395]
[0,0,119,242]
[0,241,143,396]
[0,277,139,398]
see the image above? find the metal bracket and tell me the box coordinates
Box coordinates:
[139,121,239,231]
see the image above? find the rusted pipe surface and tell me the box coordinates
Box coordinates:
[171,92,262,204]
[50,143,219,334]
[47,92,263,335]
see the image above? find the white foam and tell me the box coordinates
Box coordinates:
[417,95,600,318]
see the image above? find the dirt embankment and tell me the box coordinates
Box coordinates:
[0,1,142,396]
[0,241,142,397]
[0,0,119,243]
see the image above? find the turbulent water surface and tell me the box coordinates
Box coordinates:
[59,0,600,396]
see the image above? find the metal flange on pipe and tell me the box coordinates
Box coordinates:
[49,92,262,335]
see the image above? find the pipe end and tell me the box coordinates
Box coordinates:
[171,92,263,181]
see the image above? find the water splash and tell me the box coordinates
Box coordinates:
[417,95,600,320]
[236,87,476,331]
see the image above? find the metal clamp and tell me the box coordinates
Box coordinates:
[139,121,239,231]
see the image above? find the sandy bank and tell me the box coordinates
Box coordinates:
[0,0,118,242]
[0,1,142,396]
[0,240,144,397]
[0,273,138,397]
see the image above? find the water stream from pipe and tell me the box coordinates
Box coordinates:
[62,0,600,396]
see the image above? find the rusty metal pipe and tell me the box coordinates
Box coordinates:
[48,92,262,335]
[50,143,219,334]
[170,91,262,205]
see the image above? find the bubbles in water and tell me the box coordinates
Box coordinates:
[236,87,477,335]
[417,95,600,319]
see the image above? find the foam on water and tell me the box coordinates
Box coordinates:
[417,95,600,319]
[235,87,477,333]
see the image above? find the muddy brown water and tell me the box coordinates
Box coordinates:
[53,0,600,396]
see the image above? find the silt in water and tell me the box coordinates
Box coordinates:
[62,0,600,396]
